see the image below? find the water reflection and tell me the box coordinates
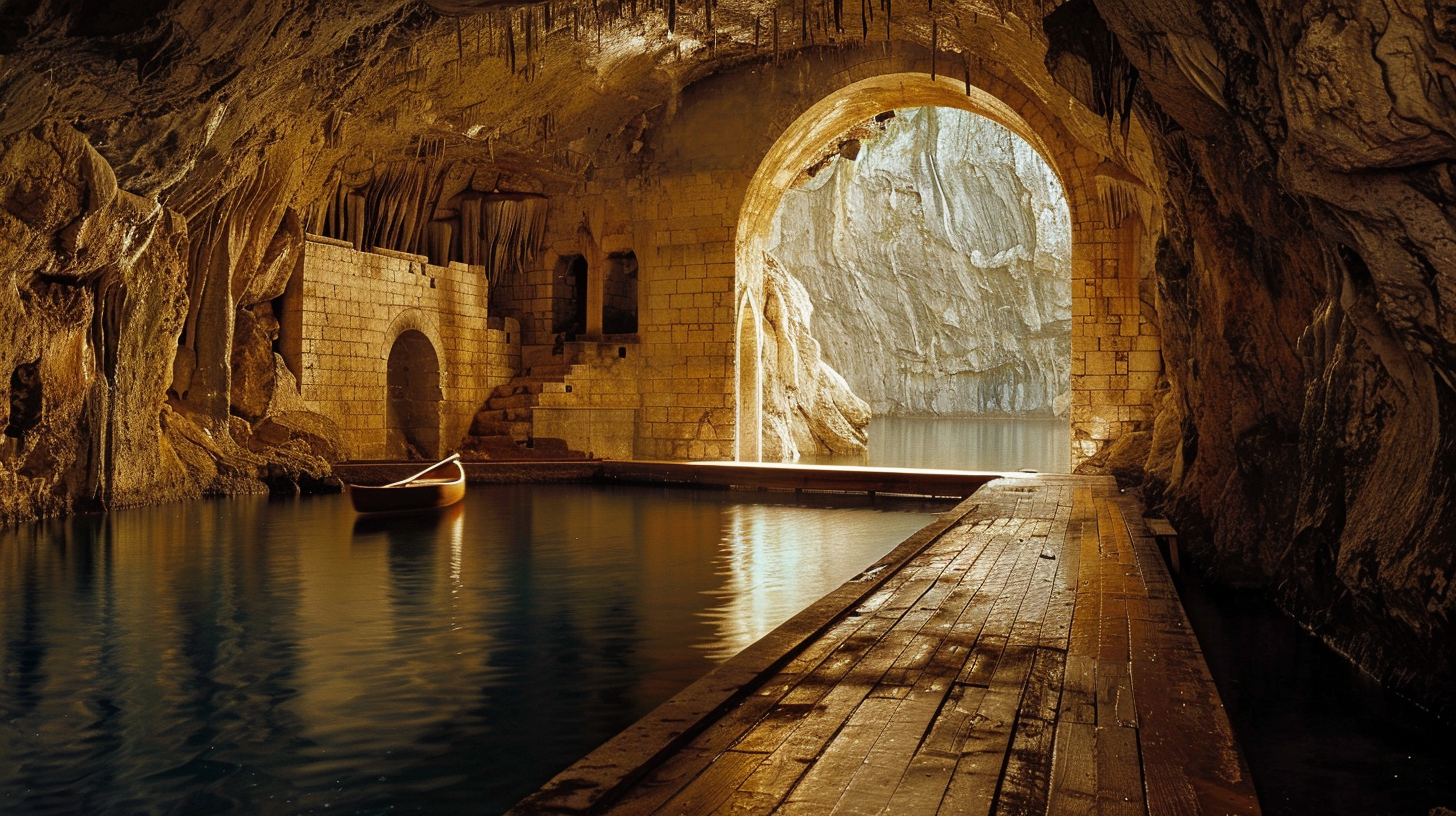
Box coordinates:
[801,415,1071,473]
[0,485,944,815]
[699,503,908,661]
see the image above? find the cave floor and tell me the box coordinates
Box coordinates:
[512,474,1261,815]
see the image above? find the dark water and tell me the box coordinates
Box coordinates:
[1176,574,1456,816]
[801,416,1071,473]
[0,485,946,816]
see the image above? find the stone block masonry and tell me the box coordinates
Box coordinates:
[293,236,519,460]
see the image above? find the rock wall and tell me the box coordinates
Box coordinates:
[767,107,1072,417]
[0,123,344,524]
[760,255,872,460]
[1045,0,1456,717]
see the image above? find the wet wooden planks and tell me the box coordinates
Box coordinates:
[510,475,1260,816]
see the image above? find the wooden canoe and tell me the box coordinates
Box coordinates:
[348,455,466,514]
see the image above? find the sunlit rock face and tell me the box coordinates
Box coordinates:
[767,107,1072,417]
[760,255,871,461]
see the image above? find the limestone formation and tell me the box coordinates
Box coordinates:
[769,107,1072,417]
[760,254,872,460]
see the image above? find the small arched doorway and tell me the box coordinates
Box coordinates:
[386,330,442,460]
[554,254,589,338]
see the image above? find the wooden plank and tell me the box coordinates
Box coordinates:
[1097,660,1138,729]
[640,749,768,816]
[994,647,1067,815]
[1096,724,1147,816]
[601,460,997,497]
[773,696,902,814]
[827,685,954,815]
[937,645,1036,816]
[1058,653,1097,724]
[1144,517,1177,538]
[1047,720,1098,815]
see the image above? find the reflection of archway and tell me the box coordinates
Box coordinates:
[735,292,762,462]
[735,72,1098,464]
[386,330,441,459]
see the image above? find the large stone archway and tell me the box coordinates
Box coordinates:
[728,72,1155,466]
[519,43,1163,466]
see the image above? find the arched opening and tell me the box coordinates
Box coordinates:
[766,105,1072,470]
[735,294,762,462]
[735,73,1090,470]
[553,254,589,338]
[603,251,639,335]
[386,330,442,460]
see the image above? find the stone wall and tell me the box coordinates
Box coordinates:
[488,54,1162,467]
[292,237,518,460]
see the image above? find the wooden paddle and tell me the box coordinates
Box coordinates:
[383,453,463,488]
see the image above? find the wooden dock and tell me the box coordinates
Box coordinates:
[337,459,1005,498]
[509,474,1260,816]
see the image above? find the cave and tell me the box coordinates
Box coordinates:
[2,0,1455,813]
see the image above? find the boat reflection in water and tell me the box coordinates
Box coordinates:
[0,484,946,815]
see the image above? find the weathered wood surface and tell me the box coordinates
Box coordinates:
[509,475,1260,816]
[601,460,1007,498]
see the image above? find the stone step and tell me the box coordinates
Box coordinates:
[525,363,573,378]
[468,417,533,439]
[486,392,539,410]
[472,406,532,423]
[490,380,548,399]
[459,434,590,461]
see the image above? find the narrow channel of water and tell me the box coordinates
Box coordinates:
[1176,571,1456,816]
[0,485,947,816]
[800,415,1072,473]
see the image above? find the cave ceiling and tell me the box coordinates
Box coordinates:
[0,0,1142,219]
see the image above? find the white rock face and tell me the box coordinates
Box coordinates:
[760,254,872,461]
[767,107,1072,417]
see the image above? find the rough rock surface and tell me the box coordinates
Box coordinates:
[769,107,1072,417]
[0,121,341,521]
[761,255,872,460]
[1046,0,1456,716]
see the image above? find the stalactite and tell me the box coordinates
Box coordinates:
[931,20,937,79]
[860,0,867,40]
[507,15,516,72]
[455,17,464,79]
[525,7,533,71]
[773,6,779,62]
[801,0,807,42]
[755,15,761,51]
[668,0,676,33]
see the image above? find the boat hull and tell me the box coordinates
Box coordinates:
[348,462,466,514]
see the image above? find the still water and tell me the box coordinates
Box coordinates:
[0,485,946,816]
[1178,577,1456,816]
[801,415,1071,473]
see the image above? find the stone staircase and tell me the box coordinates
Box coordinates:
[458,346,590,460]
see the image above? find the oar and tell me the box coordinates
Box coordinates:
[383,453,462,487]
